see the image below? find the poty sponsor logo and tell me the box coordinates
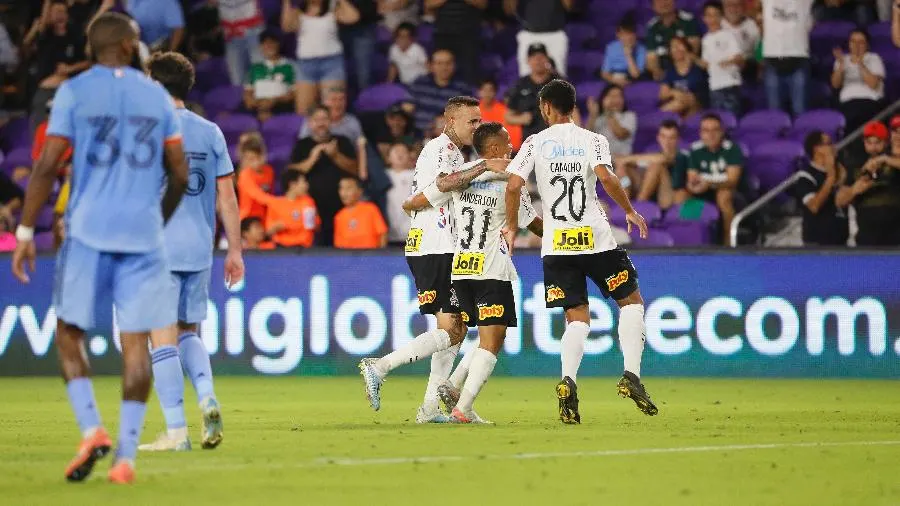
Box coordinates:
[606,270,629,292]
[541,140,585,160]
[417,290,436,305]
[546,285,566,302]
[478,304,505,320]
[461,311,470,322]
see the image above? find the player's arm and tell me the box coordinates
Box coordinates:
[435,159,508,192]
[162,139,189,223]
[402,192,431,215]
[595,163,648,238]
[503,173,525,242]
[19,137,66,230]
[217,175,242,248]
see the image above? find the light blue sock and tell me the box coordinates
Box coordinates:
[178,332,216,402]
[66,377,102,437]
[151,346,186,430]
[116,400,146,462]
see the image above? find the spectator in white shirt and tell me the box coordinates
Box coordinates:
[383,142,415,244]
[697,1,743,117]
[387,22,428,85]
[761,0,813,117]
[832,28,885,135]
[722,0,760,59]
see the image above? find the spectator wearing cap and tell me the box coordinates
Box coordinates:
[215,0,265,86]
[837,119,900,246]
[410,49,473,133]
[375,103,422,161]
[508,0,574,79]
[793,130,849,246]
[387,22,428,86]
[24,0,90,129]
[646,0,701,81]
[831,29,885,136]
[429,0,485,86]
[505,43,559,140]
[244,30,296,122]
[760,0,813,117]
[477,78,522,152]
[124,0,185,51]
[601,16,648,87]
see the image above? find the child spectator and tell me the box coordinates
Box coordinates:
[241,170,321,248]
[387,22,428,85]
[375,103,422,161]
[241,216,275,250]
[384,143,415,245]
[236,133,276,220]
[334,177,388,248]
[601,17,647,87]
[477,78,522,151]
[244,29,296,122]
[698,1,743,117]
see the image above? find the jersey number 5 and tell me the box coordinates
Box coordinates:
[87,115,160,169]
[550,175,586,222]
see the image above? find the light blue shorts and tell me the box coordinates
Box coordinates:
[53,238,176,333]
[168,269,211,325]
[296,54,346,83]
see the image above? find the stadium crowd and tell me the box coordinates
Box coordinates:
[0,0,898,251]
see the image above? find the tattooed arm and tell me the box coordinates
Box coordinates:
[436,159,488,193]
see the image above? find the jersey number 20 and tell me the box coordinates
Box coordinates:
[550,175,586,221]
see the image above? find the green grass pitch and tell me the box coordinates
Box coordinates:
[1,376,899,505]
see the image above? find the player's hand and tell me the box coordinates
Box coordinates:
[224,249,244,288]
[625,211,648,239]
[501,226,517,256]
[11,239,36,284]
[484,158,511,173]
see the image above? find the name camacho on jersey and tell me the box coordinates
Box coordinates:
[432,161,537,282]
[47,65,182,253]
[164,108,234,272]
[507,122,618,257]
[405,133,465,257]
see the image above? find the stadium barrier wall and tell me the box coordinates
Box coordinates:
[1,250,899,377]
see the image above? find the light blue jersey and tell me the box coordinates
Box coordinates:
[164,109,233,272]
[47,65,182,253]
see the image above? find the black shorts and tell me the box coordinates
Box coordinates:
[406,253,460,315]
[452,279,517,328]
[542,247,639,309]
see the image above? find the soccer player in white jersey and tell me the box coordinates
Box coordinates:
[358,96,508,423]
[504,79,659,423]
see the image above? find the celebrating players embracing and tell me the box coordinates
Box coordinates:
[11,13,190,483]
[358,96,508,423]
[504,79,659,423]
[138,52,245,452]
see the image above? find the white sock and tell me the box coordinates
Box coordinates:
[423,343,460,408]
[167,426,188,441]
[455,348,498,413]
[375,329,451,378]
[619,304,646,378]
[449,345,476,389]
[561,321,589,382]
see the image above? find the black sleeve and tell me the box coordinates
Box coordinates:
[290,138,312,163]
[791,169,818,203]
[336,136,357,160]
[0,171,23,204]
[505,83,523,111]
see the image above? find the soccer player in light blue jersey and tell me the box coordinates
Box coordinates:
[11,13,189,484]
[139,52,244,452]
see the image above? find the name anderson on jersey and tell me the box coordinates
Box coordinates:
[458,191,498,207]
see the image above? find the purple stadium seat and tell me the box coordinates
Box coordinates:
[565,23,598,50]
[375,24,393,49]
[810,21,855,55]
[788,109,846,141]
[480,53,504,78]
[738,110,792,135]
[576,80,606,102]
[267,143,293,172]
[685,110,737,132]
[1,117,31,152]
[34,231,54,252]
[733,130,779,151]
[609,201,662,227]
[194,57,230,92]
[417,23,435,51]
[665,221,714,245]
[869,21,892,42]
[262,114,304,145]
[35,206,54,231]
[630,229,675,247]
[203,86,244,118]
[259,0,281,22]
[567,50,603,83]
[216,113,260,145]
[624,81,660,112]
[633,111,680,150]
[746,140,805,192]
[354,83,412,113]
[4,147,32,169]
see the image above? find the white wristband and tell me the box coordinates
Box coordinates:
[15,225,34,242]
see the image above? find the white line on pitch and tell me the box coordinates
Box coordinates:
[143,440,900,474]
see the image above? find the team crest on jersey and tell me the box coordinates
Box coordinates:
[437,207,448,229]
[349,218,358,230]
[292,210,300,220]
[546,285,566,302]
[478,304,504,320]
[606,270,629,292]
[418,290,437,306]
[447,143,456,151]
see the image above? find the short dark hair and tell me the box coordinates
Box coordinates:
[701,112,722,125]
[472,122,505,155]
[804,130,827,158]
[147,51,195,100]
[259,28,280,44]
[241,217,262,233]
[239,132,266,156]
[395,22,416,37]
[659,119,680,134]
[538,79,577,115]
[445,95,480,114]
[597,84,628,114]
[308,104,330,117]
[850,28,870,45]
[479,77,497,90]
[703,0,724,13]
[617,12,637,32]
[340,175,362,188]
[282,169,306,189]
[88,12,137,56]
